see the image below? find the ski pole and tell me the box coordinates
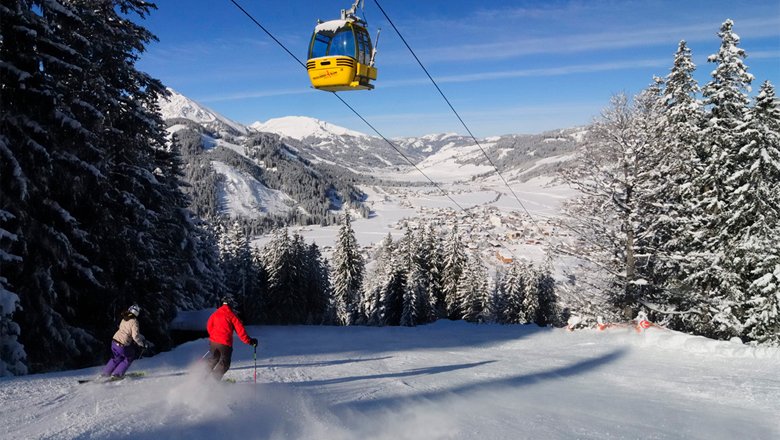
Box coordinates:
[253,345,257,384]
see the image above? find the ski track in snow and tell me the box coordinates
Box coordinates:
[1,322,778,440]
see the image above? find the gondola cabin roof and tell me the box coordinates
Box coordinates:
[314,19,351,33]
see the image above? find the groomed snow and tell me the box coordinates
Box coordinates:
[1,321,777,439]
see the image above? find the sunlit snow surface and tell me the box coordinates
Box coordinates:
[1,321,777,439]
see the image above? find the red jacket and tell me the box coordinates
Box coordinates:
[207,305,252,347]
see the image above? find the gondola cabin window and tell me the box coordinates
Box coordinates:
[310,33,331,59]
[331,29,356,57]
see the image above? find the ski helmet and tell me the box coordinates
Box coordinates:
[220,295,237,308]
[128,304,141,317]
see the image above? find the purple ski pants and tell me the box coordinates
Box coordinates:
[101,340,138,377]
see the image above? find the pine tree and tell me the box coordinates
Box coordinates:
[288,233,310,324]
[442,225,467,320]
[636,41,707,328]
[361,233,394,325]
[1,0,205,371]
[0,208,26,375]
[262,228,295,324]
[302,242,330,324]
[1,0,101,372]
[459,255,490,323]
[219,221,258,320]
[737,81,780,345]
[681,19,756,339]
[534,264,560,326]
[382,242,407,326]
[331,212,364,325]
[518,274,541,324]
[422,224,444,320]
[499,261,531,324]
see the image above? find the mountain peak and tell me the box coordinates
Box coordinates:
[249,116,370,141]
[159,88,247,135]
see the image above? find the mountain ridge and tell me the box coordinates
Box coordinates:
[159,88,583,221]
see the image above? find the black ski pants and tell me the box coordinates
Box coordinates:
[207,341,233,379]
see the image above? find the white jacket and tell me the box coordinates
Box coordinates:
[112,317,147,347]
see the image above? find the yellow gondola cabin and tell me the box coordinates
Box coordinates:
[306,1,378,91]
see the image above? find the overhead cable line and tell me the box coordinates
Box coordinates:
[226,0,520,260]
[228,0,306,69]
[371,0,547,238]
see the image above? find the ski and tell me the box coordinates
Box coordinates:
[77,371,146,384]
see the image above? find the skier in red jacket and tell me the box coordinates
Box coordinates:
[206,296,258,380]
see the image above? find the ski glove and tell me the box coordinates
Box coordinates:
[249,338,258,347]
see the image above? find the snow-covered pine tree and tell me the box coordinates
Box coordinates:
[0,208,26,376]
[400,279,419,327]
[287,233,311,324]
[331,212,364,325]
[643,41,705,318]
[183,220,226,310]
[302,242,331,324]
[412,227,437,324]
[0,0,104,373]
[360,233,393,325]
[0,284,26,377]
[493,269,509,324]
[382,264,407,326]
[442,225,467,320]
[422,224,444,320]
[459,254,490,323]
[219,221,259,320]
[736,81,780,345]
[400,227,433,327]
[534,262,560,326]
[248,245,268,322]
[262,228,296,324]
[498,260,531,324]
[682,19,756,339]
[149,137,226,317]
[2,0,201,370]
[521,270,540,325]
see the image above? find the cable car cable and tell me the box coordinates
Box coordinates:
[226,0,521,261]
[228,0,306,69]
[372,1,608,279]
[371,0,547,239]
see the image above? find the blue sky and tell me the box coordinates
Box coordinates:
[137,0,780,138]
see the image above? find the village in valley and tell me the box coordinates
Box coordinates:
[353,182,573,270]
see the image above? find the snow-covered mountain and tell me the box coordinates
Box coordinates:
[159,89,583,178]
[249,116,370,141]
[157,89,583,220]
[250,116,448,169]
[159,88,248,136]
[163,116,368,223]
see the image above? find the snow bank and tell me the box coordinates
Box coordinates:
[581,323,780,360]
[630,327,780,360]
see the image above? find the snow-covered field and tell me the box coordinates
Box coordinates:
[2,322,778,439]
[255,175,576,259]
